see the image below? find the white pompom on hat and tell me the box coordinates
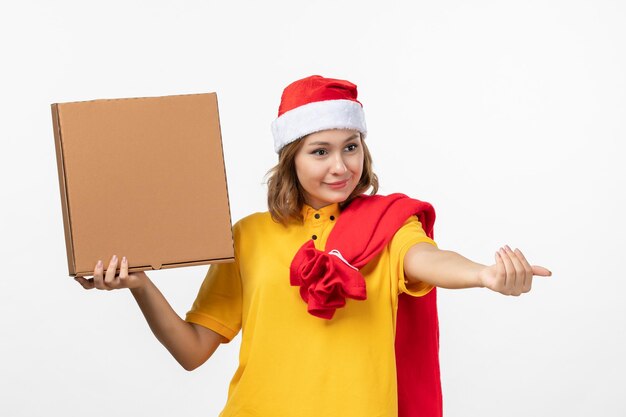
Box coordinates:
[271,75,367,153]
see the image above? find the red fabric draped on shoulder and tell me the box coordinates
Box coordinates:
[289,193,442,417]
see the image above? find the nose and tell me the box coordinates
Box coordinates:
[329,153,348,175]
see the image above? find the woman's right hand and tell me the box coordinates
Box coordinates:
[75,255,149,290]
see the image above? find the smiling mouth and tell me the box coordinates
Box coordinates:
[325,179,350,187]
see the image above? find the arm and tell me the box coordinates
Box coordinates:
[75,255,225,371]
[130,278,226,371]
[404,243,552,296]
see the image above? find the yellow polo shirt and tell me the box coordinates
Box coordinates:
[186,203,436,417]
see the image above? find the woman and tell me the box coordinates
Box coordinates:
[75,75,551,417]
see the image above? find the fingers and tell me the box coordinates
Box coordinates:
[513,247,534,293]
[503,245,530,296]
[498,246,516,295]
[93,259,106,290]
[495,245,551,296]
[91,256,123,291]
[531,265,552,276]
[119,256,128,281]
[77,256,133,291]
[496,245,527,296]
[117,256,135,288]
[104,255,120,289]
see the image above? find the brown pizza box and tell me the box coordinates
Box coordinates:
[51,92,234,277]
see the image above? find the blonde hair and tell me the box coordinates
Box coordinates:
[266,133,379,225]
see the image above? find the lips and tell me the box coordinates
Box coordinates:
[325,178,351,187]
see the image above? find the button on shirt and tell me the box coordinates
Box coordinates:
[186,203,436,417]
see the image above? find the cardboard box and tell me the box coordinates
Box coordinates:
[51,92,234,277]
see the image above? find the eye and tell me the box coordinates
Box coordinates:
[311,149,327,156]
[345,143,359,152]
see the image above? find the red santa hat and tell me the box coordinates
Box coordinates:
[271,75,368,153]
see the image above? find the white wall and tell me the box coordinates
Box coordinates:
[1,1,624,416]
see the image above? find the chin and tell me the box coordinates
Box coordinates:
[305,187,356,208]
[324,188,356,204]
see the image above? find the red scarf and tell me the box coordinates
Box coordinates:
[290,193,442,417]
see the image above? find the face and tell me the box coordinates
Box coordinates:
[294,129,364,209]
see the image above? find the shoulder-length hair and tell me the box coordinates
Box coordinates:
[265,132,379,225]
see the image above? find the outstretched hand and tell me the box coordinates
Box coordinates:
[74,255,148,290]
[478,245,551,296]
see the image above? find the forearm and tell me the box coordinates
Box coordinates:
[406,245,486,289]
[130,278,208,370]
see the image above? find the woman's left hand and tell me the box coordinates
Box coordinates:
[478,245,551,296]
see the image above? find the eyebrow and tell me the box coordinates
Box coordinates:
[306,133,360,146]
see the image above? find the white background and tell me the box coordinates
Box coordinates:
[1,1,624,416]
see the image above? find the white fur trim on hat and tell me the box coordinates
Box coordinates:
[271,99,367,153]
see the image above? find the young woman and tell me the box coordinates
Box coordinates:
[75,75,551,417]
